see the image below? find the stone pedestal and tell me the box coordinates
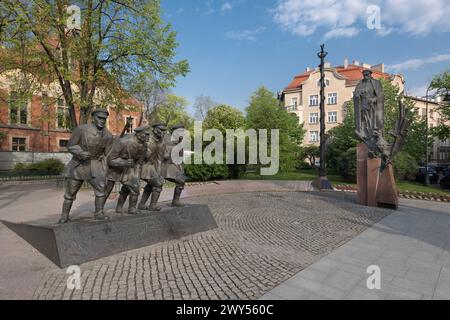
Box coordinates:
[357,144,381,207]
[376,164,399,209]
[1,204,217,268]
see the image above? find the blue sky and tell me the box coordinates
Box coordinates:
[161,0,450,114]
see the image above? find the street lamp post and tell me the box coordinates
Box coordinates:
[313,44,333,190]
[425,86,431,186]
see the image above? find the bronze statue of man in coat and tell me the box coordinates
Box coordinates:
[59,108,113,223]
[105,126,149,215]
[354,69,384,141]
[161,125,187,207]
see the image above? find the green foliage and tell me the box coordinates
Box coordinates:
[203,104,247,178]
[246,87,305,173]
[299,145,320,167]
[0,0,189,127]
[153,94,193,129]
[326,102,359,170]
[12,158,65,175]
[335,147,357,182]
[203,105,246,132]
[0,131,6,143]
[430,70,450,140]
[392,151,418,181]
[184,163,229,182]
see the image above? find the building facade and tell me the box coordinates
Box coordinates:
[0,72,142,170]
[280,59,404,146]
[280,59,449,166]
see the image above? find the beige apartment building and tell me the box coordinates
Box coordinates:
[280,59,449,166]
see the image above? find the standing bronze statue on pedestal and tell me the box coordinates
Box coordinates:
[105,126,149,215]
[353,69,411,209]
[59,109,114,223]
[162,125,187,207]
[138,123,167,211]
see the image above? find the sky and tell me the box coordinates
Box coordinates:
[161,0,450,114]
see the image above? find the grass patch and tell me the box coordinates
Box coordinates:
[241,170,450,195]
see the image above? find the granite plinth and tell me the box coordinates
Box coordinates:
[2,204,217,268]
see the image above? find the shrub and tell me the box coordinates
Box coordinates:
[12,158,65,175]
[185,164,229,182]
[336,147,357,182]
[392,151,418,181]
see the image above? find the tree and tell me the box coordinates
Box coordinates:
[0,0,189,128]
[430,70,450,139]
[203,104,246,178]
[246,87,305,173]
[300,145,320,167]
[193,94,218,120]
[153,94,193,129]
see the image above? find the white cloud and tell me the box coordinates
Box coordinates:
[225,27,266,41]
[176,8,184,14]
[273,0,450,39]
[221,2,233,12]
[387,53,450,72]
[324,27,360,40]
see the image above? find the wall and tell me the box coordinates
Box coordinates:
[0,151,72,170]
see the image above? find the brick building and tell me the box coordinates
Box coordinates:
[0,73,143,170]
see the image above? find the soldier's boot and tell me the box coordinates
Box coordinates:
[128,195,139,215]
[59,199,73,224]
[138,187,152,211]
[171,187,184,207]
[94,196,110,221]
[148,190,162,211]
[115,193,128,213]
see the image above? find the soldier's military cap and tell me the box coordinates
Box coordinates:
[152,123,167,131]
[170,125,185,131]
[362,69,373,75]
[92,108,109,117]
[134,126,149,133]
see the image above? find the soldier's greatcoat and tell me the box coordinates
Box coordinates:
[353,77,384,136]
[63,123,113,182]
[161,134,185,182]
[107,135,146,189]
[140,134,165,184]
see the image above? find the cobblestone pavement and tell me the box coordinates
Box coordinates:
[31,191,391,300]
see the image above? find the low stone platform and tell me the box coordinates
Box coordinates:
[2,204,217,268]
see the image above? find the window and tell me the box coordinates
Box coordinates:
[12,137,26,151]
[309,113,319,124]
[9,91,28,125]
[328,112,337,123]
[328,93,338,105]
[309,95,319,106]
[59,139,69,151]
[317,79,330,87]
[310,131,319,143]
[56,98,70,129]
[292,97,298,108]
[125,116,135,133]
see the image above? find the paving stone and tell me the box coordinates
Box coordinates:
[33,192,390,300]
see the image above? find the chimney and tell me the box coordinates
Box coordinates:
[371,63,385,73]
[306,67,311,72]
[353,60,360,66]
[324,62,331,68]
[362,63,372,69]
[344,58,348,69]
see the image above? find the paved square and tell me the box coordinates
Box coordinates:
[25,191,390,300]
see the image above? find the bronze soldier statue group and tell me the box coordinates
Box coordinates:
[59,108,187,224]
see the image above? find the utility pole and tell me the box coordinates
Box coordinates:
[313,44,333,190]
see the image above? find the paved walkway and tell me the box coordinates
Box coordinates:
[1,180,449,300]
[260,198,450,300]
